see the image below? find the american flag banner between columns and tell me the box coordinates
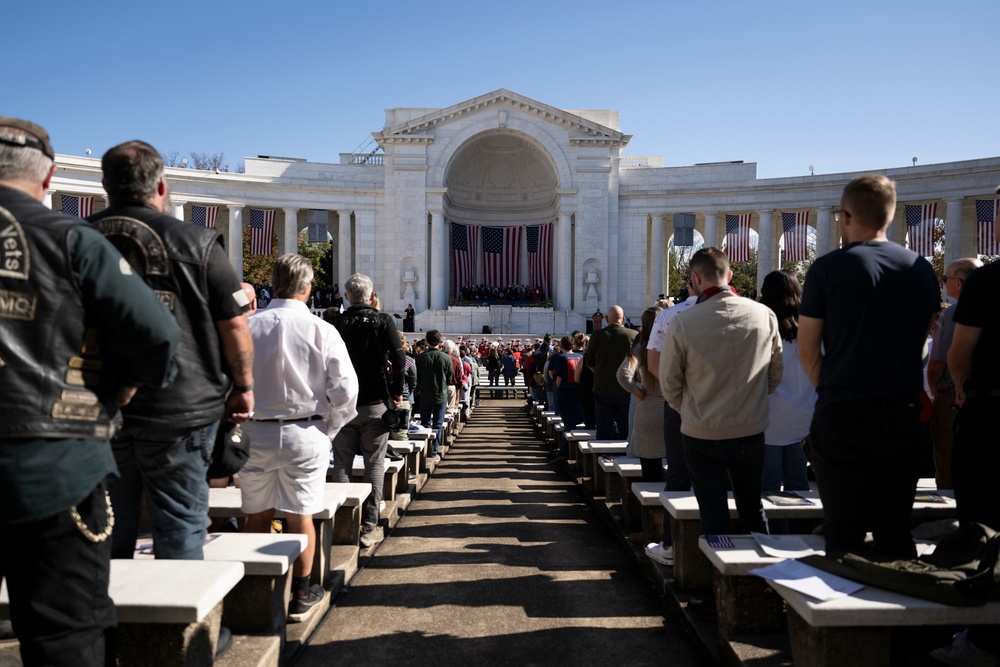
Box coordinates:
[724,213,751,262]
[482,226,522,288]
[249,208,276,256]
[191,205,218,229]
[451,222,479,299]
[781,211,809,262]
[61,194,93,218]
[526,223,552,299]
[904,203,936,257]
[975,199,1000,255]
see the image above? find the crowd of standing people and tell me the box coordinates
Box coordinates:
[2,112,999,666]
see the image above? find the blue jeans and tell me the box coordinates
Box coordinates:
[331,403,389,532]
[683,432,766,536]
[594,393,630,440]
[419,399,447,456]
[109,421,219,560]
[761,442,810,494]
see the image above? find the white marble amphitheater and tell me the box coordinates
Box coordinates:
[49,89,1000,335]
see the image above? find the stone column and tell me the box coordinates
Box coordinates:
[815,207,832,257]
[757,210,773,293]
[430,211,446,309]
[703,212,718,249]
[650,214,665,301]
[337,210,353,291]
[282,208,299,256]
[557,212,573,309]
[226,205,244,280]
[172,201,186,221]
[944,198,963,268]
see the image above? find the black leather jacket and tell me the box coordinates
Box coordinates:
[89,204,233,427]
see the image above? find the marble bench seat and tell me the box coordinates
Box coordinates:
[576,440,627,482]
[628,482,666,546]
[771,568,1000,667]
[208,485,347,589]
[3,560,244,666]
[138,533,305,635]
[389,439,426,490]
[662,489,958,591]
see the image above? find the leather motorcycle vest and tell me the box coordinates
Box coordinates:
[0,192,121,440]
[89,205,230,426]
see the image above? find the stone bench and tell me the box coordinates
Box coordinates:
[138,533,305,636]
[3,559,246,666]
[628,482,666,546]
[770,568,1000,667]
[404,427,436,472]
[544,414,563,444]
[389,439,425,491]
[577,440,627,483]
[207,485,346,589]
[699,533,826,638]
[562,429,596,464]
[662,489,958,591]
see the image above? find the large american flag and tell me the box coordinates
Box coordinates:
[904,203,936,257]
[975,199,1000,255]
[526,223,552,299]
[725,213,751,262]
[249,208,275,256]
[781,211,809,262]
[61,194,93,218]
[451,222,479,298]
[191,204,218,229]
[482,226,521,287]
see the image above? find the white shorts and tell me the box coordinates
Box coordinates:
[239,421,329,516]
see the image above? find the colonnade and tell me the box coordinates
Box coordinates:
[646,195,981,296]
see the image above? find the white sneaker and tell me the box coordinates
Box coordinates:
[645,542,674,567]
[931,629,999,667]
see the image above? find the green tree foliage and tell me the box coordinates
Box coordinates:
[241,230,333,289]
[241,229,277,285]
[728,249,758,297]
[297,231,332,288]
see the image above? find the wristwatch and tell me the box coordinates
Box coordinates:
[233,382,254,393]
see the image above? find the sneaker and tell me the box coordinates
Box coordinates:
[930,629,1000,667]
[645,542,674,567]
[360,525,385,548]
[289,584,325,621]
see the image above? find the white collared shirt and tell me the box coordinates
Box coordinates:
[249,298,359,438]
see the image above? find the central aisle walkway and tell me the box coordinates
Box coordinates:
[299,399,706,666]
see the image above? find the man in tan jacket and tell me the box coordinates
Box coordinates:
[661,247,783,535]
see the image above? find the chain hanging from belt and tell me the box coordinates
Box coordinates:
[69,490,115,543]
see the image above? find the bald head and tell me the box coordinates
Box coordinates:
[944,258,983,299]
[607,306,624,324]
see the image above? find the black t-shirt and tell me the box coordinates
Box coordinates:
[952,260,1000,394]
[799,241,939,409]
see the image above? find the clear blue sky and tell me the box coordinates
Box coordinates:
[7,0,997,179]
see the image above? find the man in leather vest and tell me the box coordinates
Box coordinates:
[0,118,180,666]
[89,140,255,561]
[326,273,405,548]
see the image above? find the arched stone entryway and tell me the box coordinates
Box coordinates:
[443,131,559,302]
